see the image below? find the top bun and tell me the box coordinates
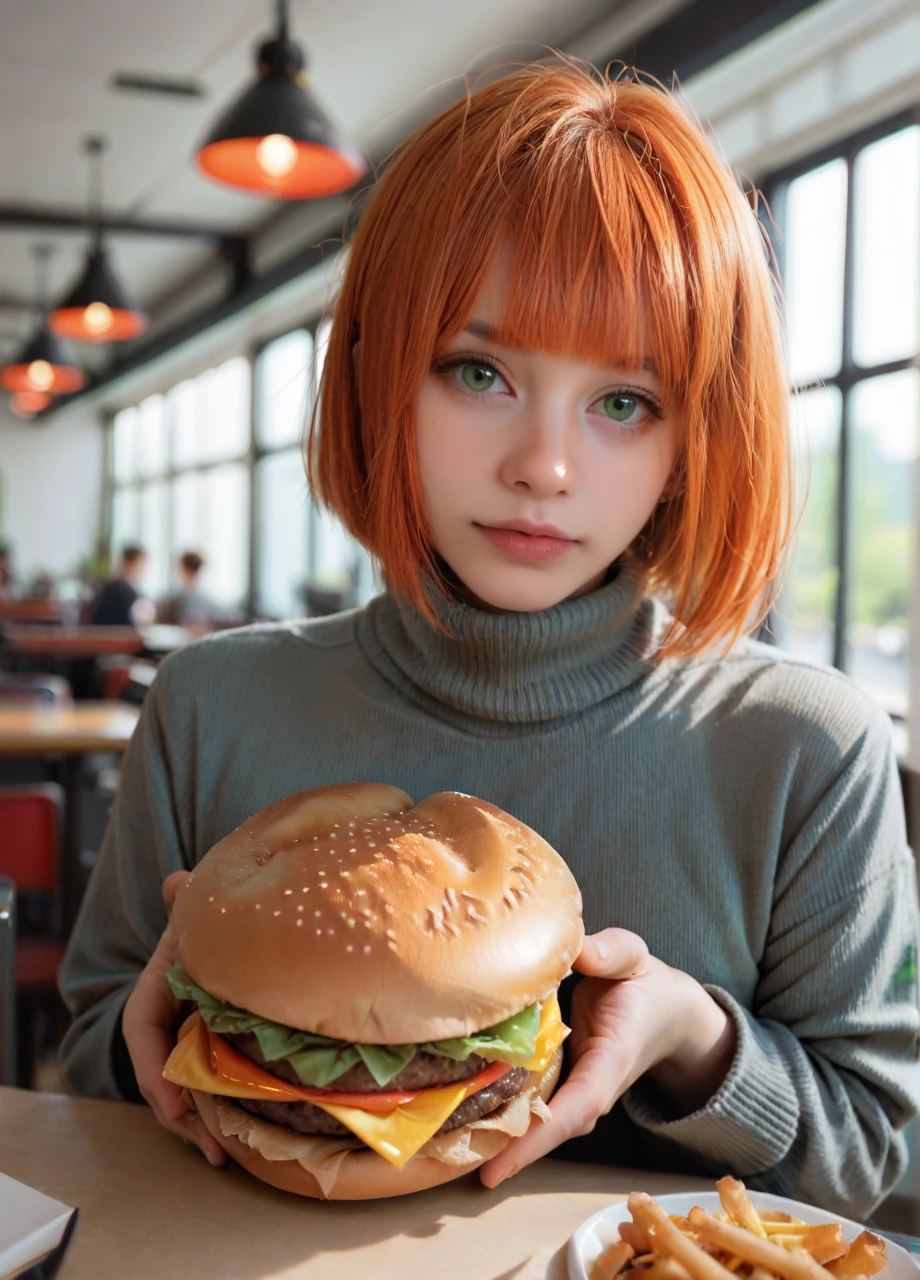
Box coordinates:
[171,783,584,1045]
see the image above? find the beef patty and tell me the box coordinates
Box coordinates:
[231,1064,532,1138]
[223,1030,487,1093]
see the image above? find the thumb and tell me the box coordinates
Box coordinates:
[163,870,191,915]
[574,928,649,980]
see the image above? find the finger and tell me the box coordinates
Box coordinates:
[480,1044,628,1187]
[162,870,191,914]
[127,1006,226,1167]
[152,1092,227,1167]
[574,929,649,980]
[137,1054,226,1166]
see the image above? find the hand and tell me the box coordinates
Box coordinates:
[480,928,736,1188]
[122,871,227,1167]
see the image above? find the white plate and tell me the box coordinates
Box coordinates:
[568,1190,920,1280]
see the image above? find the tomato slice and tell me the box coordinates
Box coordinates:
[206,1027,513,1113]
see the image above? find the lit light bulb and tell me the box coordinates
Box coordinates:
[83,301,113,335]
[27,359,54,391]
[256,133,298,180]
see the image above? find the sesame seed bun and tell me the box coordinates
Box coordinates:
[171,783,584,1044]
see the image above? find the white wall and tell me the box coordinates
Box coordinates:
[0,400,105,582]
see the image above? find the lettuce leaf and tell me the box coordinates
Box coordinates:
[167,963,540,1088]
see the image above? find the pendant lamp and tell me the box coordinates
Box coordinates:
[8,390,52,419]
[1,247,85,396]
[48,137,147,343]
[195,0,365,198]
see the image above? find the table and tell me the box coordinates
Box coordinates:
[0,1087,703,1279]
[1,625,143,658]
[0,703,139,755]
[2,623,193,659]
[0,599,66,624]
[0,703,140,927]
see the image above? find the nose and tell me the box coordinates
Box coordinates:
[498,409,574,499]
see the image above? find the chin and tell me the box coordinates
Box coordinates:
[450,562,596,613]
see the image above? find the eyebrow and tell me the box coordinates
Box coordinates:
[461,320,660,376]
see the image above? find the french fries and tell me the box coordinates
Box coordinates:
[588,1179,890,1280]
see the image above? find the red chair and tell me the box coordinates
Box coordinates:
[0,785,67,1088]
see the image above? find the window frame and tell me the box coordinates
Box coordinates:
[762,105,920,702]
[105,314,342,621]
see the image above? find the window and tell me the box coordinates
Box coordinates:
[109,322,377,623]
[253,322,375,620]
[110,357,252,613]
[768,117,920,718]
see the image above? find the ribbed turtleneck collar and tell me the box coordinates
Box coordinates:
[354,567,665,730]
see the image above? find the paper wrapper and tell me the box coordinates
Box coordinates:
[213,1082,551,1199]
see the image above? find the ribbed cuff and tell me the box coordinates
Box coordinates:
[621,985,800,1175]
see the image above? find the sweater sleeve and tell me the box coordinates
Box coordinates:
[58,662,193,1100]
[622,701,920,1218]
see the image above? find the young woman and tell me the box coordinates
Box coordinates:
[60,63,919,1216]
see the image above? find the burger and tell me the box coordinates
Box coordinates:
[162,782,584,1199]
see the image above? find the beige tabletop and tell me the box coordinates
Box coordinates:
[0,702,140,754]
[0,1087,705,1280]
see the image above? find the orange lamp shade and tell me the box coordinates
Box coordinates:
[8,390,53,418]
[197,134,364,198]
[0,360,85,395]
[0,327,85,394]
[49,303,146,342]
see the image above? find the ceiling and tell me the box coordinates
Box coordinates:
[1,0,819,386]
[0,0,645,363]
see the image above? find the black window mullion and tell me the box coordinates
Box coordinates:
[832,148,857,673]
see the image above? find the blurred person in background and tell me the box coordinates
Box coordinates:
[89,544,154,627]
[0,541,18,598]
[156,551,221,633]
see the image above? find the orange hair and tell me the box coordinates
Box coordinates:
[308,62,792,656]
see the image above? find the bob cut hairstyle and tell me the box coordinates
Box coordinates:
[308,62,793,657]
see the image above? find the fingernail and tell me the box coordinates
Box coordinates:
[207,1151,223,1167]
[593,938,609,961]
[493,1164,517,1186]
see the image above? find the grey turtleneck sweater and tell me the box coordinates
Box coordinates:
[59,573,920,1217]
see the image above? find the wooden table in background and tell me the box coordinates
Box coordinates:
[1,625,143,659]
[0,1087,704,1280]
[0,703,139,755]
[1,623,193,659]
[0,703,140,926]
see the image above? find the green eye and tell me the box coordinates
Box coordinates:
[460,363,497,393]
[602,393,639,423]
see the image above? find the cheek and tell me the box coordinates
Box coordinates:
[415,384,487,500]
[589,432,676,523]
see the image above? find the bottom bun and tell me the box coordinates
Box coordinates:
[190,1049,562,1201]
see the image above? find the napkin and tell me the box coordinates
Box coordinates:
[0,1173,77,1280]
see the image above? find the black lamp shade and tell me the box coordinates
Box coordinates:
[0,326,85,394]
[196,47,364,198]
[48,248,147,343]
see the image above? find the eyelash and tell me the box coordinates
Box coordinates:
[432,352,666,425]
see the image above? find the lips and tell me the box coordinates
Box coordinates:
[485,520,574,540]
[473,521,578,562]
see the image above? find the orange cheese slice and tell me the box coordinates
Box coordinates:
[163,993,568,1169]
